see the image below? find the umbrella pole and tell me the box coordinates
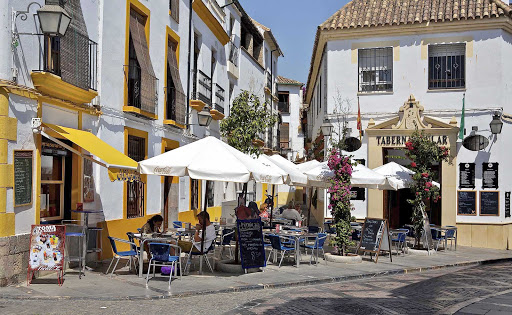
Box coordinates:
[269,184,275,228]
[200,182,208,275]
[307,187,313,226]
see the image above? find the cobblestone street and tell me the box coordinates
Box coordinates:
[2,262,512,314]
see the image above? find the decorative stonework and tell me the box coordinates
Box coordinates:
[393,94,431,130]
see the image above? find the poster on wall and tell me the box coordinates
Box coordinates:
[482,163,499,189]
[505,192,510,218]
[459,163,475,189]
[27,225,66,285]
[14,150,33,207]
[83,158,95,203]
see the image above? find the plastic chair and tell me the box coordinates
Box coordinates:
[172,221,183,228]
[324,221,335,234]
[146,243,181,288]
[430,228,444,251]
[391,231,407,255]
[444,226,457,250]
[185,238,216,275]
[215,228,235,259]
[63,220,86,279]
[105,237,138,277]
[300,233,327,265]
[126,232,140,254]
[267,234,296,268]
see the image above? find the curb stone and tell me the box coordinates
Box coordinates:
[0,258,510,301]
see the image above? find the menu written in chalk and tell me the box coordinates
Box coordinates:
[480,191,499,216]
[237,219,266,269]
[359,218,385,253]
[482,163,499,189]
[459,163,475,189]
[14,150,33,206]
[505,192,510,218]
[457,190,477,215]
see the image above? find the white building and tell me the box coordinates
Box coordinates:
[306,0,512,249]
[0,0,282,285]
[277,76,305,162]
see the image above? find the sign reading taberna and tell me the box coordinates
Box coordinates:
[237,219,266,269]
[376,135,448,146]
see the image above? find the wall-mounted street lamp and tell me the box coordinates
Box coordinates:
[320,120,333,137]
[37,3,72,37]
[490,112,503,135]
[197,106,213,127]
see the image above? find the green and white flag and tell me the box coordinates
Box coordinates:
[459,94,465,140]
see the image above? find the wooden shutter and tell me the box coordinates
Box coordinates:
[167,42,186,124]
[129,11,157,113]
[280,123,289,147]
[170,0,179,23]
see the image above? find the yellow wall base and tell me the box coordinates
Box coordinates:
[0,213,15,237]
[100,215,152,259]
[456,223,512,250]
[178,206,222,225]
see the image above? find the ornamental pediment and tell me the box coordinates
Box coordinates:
[367,95,459,131]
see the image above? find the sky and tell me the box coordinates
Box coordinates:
[238,0,348,85]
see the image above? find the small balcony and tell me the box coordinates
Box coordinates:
[123,64,159,119]
[210,83,225,120]
[265,71,272,94]
[31,33,98,105]
[164,86,186,127]
[190,70,212,112]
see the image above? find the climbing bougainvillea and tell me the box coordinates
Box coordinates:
[404,130,450,248]
[327,148,353,256]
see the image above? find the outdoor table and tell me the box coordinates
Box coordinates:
[133,233,178,277]
[267,231,318,267]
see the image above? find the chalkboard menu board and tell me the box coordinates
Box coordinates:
[482,163,499,189]
[350,187,366,201]
[14,150,33,207]
[237,219,266,269]
[357,218,392,263]
[458,190,477,215]
[480,191,499,216]
[459,163,475,189]
[505,192,510,218]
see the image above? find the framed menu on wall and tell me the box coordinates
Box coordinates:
[14,150,33,207]
[457,190,477,215]
[505,192,511,218]
[480,191,499,216]
[482,163,498,189]
[459,163,475,189]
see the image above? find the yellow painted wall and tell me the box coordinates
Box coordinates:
[0,88,16,237]
[100,215,152,259]
[178,206,222,225]
[456,223,512,250]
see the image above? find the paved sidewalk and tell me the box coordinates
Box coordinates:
[1,246,511,301]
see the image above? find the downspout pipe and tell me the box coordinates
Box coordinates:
[186,0,193,129]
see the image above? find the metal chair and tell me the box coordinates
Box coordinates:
[267,234,296,268]
[126,232,141,255]
[105,237,138,277]
[308,226,320,233]
[146,243,181,288]
[324,221,335,234]
[172,221,183,228]
[63,220,86,279]
[215,228,235,259]
[391,230,407,255]
[300,233,327,265]
[430,228,444,251]
[184,238,216,274]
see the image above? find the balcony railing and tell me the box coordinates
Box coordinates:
[278,102,289,113]
[266,71,272,92]
[165,86,186,124]
[214,83,225,114]
[34,32,98,91]
[124,64,159,116]
[228,41,239,67]
[194,70,212,106]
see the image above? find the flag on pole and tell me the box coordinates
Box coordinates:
[459,94,465,140]
[357,97,362,141]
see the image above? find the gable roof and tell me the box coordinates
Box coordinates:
[321,0,512,31]
[251,18,284,57]
[277,76,303,86]
[305,0,512,104]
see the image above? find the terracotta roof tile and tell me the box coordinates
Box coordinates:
[320,0,512,31]
[277,76,303,85]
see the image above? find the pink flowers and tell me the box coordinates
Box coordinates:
[411,162,417,168]
[422,173,429,178]
[425,182,432,188]
[424,188,430,192]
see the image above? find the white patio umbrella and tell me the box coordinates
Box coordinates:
[296,160,321,173]
[373,162,440,190]
[304,162,386,189]
[138,136,284,184]
[265,154,308,186]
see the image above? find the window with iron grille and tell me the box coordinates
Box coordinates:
[428,44,465,89]
[278,92,289,113]
[190,179,199,210]
[279,123,290,149]
[166,41,185,124]
[358,47,393,92]
[127,135,145,218]
[169,0,179,23]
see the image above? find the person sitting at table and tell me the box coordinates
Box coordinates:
[141,214,164,234]
[177,211,216,254]
[259,203,269,220]
[280,203,303,224]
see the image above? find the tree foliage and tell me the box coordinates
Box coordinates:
[404,130,450,248]
[220,90,278,156]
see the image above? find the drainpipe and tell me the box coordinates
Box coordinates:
[185,0,193,129]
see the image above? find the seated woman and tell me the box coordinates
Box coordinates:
[141,214,164,234]
[177,211,216,254]
[259,203,269,221]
